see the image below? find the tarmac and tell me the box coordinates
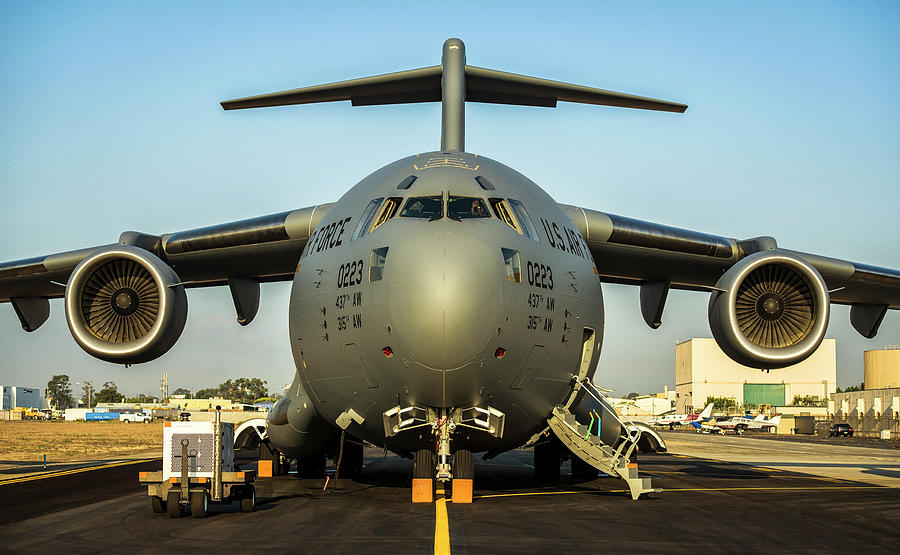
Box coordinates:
[1,433,898,553]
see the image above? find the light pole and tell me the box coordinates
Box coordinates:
[76,382,93,409]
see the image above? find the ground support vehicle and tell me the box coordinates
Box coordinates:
[139,410,256,517]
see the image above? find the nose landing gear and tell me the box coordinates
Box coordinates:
[391,406,502,504]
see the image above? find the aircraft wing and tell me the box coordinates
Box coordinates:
[561,204,900,340]
[0,203,333,330]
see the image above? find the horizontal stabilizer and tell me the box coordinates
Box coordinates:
[221,65,687,113]
[465,66,687,112]
[221,66,443,110]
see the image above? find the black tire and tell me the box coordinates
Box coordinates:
[452,449,474,480]
[190,491,208,518]
[570,455,599,480]
[298,453,327,478]
[151,495,166,514]
[534,437,561,481]
[337,438,364,479]
[166,492,181,518]
[240,486,255,513]
[413,449,435,480]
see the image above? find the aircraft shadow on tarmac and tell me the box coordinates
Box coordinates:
[639,457,770,480]
[739,461,900,481]
[0,458,139,476]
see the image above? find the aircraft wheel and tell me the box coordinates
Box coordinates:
[151,495,166,513]
[190,491,209,518]
[533,437,561,480]
[240,486,255,513]
[570,455,599,480]
[452,449,474,480]
[298,453,326,478]
[166,492,182,518]
[413,449,435,480]
[337,438,364,479]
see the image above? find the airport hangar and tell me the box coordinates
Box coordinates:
[675,337,836,413]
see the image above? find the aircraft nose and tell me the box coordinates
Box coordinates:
[388,232,502,373]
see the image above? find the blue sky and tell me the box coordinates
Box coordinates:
[1,1,898,398]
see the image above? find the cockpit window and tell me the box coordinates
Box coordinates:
[371,197,402,232]
[352,197,384,240]
[489,198,521,233]
[507,199,539,241]
[489,198,539,241]
[448,196,490,220]
[353,197,403,240]
[399,195,443,219]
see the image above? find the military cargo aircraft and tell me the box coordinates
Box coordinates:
[2,39,898,501]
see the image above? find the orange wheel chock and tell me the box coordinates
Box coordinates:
[412,478,434,503]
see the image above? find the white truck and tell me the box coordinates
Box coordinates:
[120,411,152,423]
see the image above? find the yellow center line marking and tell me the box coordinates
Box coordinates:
[0,458,158,486]
[434,490,451,555]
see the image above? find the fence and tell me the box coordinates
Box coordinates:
[816,416,900,439]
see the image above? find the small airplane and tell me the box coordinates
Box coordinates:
[698,414,782,435]
[2,38,899,502]
[647,403,715,430]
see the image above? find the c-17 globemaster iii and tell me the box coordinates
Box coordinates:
[2,39,898,502]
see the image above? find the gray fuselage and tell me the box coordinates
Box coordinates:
[284,151,603,454]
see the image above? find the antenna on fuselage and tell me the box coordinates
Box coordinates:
[221,38,687,153]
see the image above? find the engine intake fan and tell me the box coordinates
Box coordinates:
[64,245,187,364]
[708,250,829,369]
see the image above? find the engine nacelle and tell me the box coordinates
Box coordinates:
[64,245,187,364]
[708,250,829,369]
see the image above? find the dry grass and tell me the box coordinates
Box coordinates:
[0,420,163,464]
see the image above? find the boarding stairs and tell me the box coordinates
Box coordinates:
[548,379,660,500]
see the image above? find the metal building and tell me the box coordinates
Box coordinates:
[675,338,836,413]
[1,385,43,410]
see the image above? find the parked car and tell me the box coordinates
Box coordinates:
[829,423,854,437]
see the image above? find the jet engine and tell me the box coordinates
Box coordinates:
[708,250,829,369]
[64,245,187,364]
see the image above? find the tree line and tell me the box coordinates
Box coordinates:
[45,374,274,409]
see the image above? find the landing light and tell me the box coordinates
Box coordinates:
[383,346,393,358]
[494,347,506,359]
